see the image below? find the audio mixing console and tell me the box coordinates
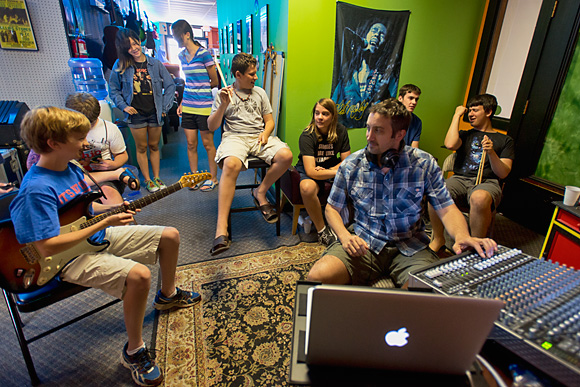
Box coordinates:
[409,245,580,385]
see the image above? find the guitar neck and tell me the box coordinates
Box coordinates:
[83,181,183,228]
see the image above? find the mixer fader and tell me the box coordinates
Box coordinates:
[409,245,580,385]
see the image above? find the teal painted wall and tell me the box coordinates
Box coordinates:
[218,0,487,165]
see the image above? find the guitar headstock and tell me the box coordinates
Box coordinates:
[180,172,213,188]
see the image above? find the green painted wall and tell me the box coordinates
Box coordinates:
[218,0,487,165]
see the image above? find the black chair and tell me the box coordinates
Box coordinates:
[228,156,281,238]
[0,192,121,386]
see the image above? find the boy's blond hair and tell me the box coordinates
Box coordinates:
[20,106,91,154]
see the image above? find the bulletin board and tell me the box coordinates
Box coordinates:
[0,0,75,108]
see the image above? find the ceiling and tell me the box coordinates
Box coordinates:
[138,0,218,27]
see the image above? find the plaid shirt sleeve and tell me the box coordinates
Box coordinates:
[327,157,350,211]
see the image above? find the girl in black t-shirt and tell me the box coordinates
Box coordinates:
[109,28,175,193]
[295,98,351,245]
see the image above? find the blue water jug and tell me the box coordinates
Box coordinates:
[68,58,108,100]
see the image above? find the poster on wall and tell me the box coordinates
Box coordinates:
[245,14,252,54]
[0,0,38,51]
[218,28,223,54]
[236,19,242,53]
[222,26,228,54]
[259,5,268,54]
[331,2,409,128]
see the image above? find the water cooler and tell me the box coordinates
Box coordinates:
[67,58,115,121]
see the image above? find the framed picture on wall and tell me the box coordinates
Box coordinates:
[260,5,268,54]
[236,19,242,53]
[222,26,227,53]
[0,0,38,51]
[228,23,234,54]
[218,28,223,54]
[246,14,252,54]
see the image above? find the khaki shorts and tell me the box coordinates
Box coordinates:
[215,132,289,169]
[323,228,438,287]
[60,225,164,299]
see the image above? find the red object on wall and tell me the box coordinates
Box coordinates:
[71,37,88,58]
[208,27,219,49]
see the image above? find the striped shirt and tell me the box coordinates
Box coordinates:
[178,47,215,115]
[328,147,454,256]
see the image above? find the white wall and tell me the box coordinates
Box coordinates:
[0,0,75,109]
[486,0,543,119]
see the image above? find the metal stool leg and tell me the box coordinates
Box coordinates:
[3,289,41,386]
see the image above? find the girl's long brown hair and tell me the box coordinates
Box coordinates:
[115,28,142,74]
[305,98,339,143]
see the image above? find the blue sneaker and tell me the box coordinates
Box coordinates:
[152,287,201,310]
[121,343,163,386]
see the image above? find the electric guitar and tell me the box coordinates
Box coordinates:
[0,172,211,294]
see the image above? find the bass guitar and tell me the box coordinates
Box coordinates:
[0,172,210,294]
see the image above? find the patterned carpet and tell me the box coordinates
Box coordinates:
[156,243,325,386]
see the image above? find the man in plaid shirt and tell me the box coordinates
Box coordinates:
[307,99,497,288]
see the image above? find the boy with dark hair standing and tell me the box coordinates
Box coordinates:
[207,53,293,255]
[429,94,515,254]
[10,106,200,386]
[397,84,422,148]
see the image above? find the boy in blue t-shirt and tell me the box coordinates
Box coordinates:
[9,106,200,387]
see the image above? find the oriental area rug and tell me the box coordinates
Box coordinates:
[155,242,325,386]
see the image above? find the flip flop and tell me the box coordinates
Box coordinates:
[189,181,203,191]
[252,188,279,224]
[200,179,216,192]
[210,235,231,256]
[119,168,140,191]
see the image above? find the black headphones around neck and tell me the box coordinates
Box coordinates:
[364,140,405,170]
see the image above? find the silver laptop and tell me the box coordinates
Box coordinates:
[304,284,503,375]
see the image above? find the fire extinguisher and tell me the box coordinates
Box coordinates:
[70,29,88,58]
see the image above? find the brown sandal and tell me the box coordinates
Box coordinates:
[252,189,278,223]
[210,235,231,256]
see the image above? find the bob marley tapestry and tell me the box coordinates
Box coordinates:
[331,3,409,128]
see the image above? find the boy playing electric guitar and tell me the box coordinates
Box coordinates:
[9,106,199,387]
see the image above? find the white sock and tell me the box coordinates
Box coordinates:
[166,289,177,298]
[126,343,145,356]
[318,226,326,234]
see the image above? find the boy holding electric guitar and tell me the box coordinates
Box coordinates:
[8,106,202,386]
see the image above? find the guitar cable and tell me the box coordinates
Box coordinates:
[70,160,108,201]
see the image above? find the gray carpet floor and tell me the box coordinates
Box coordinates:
[0,128,544,386]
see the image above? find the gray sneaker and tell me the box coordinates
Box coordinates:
[318,226,337,246]
[152,287,201,310]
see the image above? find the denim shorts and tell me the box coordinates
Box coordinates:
[128,111,162,128]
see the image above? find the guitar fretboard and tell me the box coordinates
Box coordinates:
[81,181,183,229]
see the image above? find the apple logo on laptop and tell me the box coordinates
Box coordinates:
[384,327,409,347]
